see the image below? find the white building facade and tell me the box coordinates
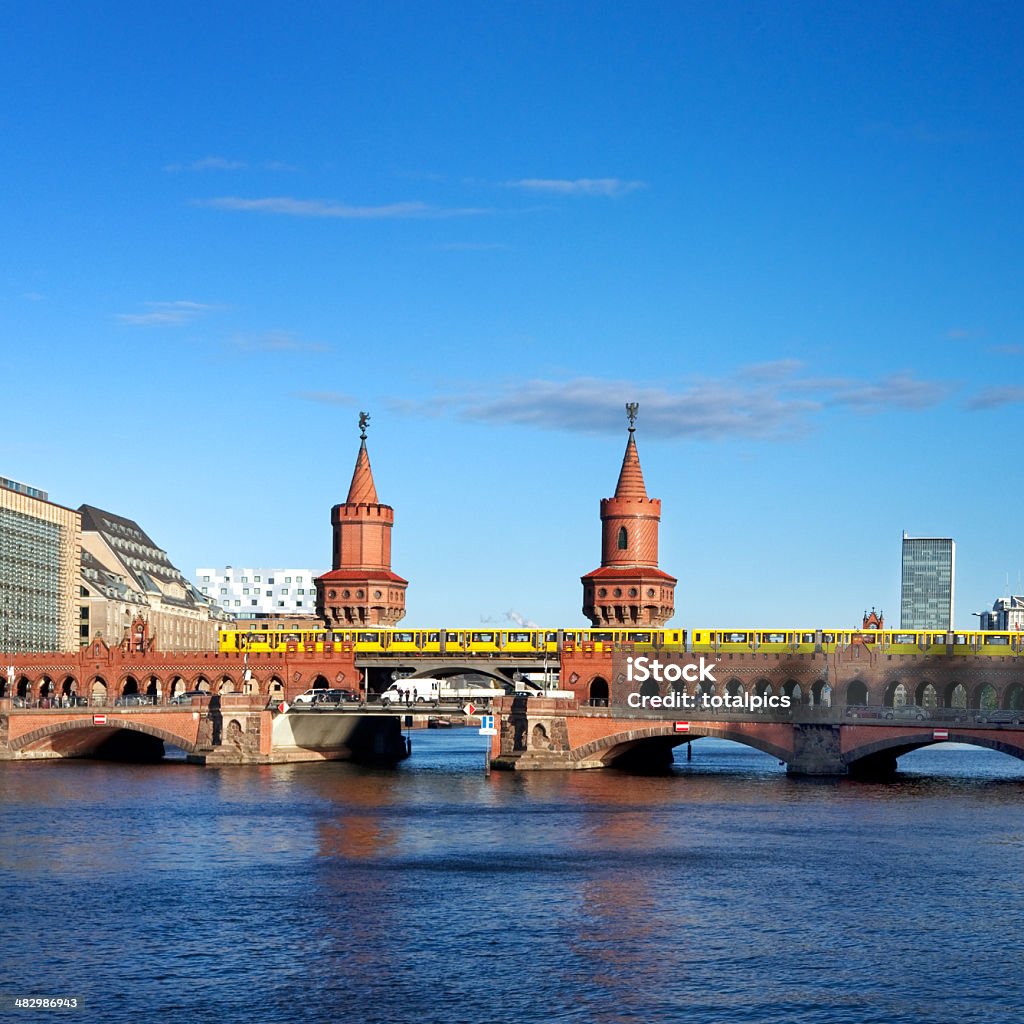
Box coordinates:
[194,567,323,618]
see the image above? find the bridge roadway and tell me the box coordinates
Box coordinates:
[4,694,1024,775]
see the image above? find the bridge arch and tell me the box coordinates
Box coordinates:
[572,724,793,769]
[845,731,1024,774]
[10,718,199,757]
[403,665,518,690]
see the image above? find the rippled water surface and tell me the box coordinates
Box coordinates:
[2,734,1023,1023]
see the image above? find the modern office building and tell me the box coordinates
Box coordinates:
[978,595,1024,631]
[0,476,81,652]
[194,567,322,620]
[900,533,955,629]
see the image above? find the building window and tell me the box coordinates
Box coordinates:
[254,576,261,582]
[285,577,292,584]
[296,577,303,584]
[297,601,303,607]
[201,587,208,594]
[281,588,289,595]
[202,575,210,582]
[617,527,628,550]
[251,600,258,606]
[220,588,227,595]
[268,578,275,584]
[241,576,248,583]
[296,588,304,595]
[277,601,285,607]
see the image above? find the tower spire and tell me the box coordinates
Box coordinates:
[614,403,648,500]
[346,411,379,504]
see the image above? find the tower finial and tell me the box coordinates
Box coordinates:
[358,410,370,442]
[626,402,639,432]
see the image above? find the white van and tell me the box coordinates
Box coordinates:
[379,679,440,706]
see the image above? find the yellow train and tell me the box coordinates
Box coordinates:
[219,627,1024,657]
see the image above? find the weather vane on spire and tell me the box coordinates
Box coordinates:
[358,411,370,441]
[626,402,639,432]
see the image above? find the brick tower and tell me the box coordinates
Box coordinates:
[315,413,407,627]
[581,404,676,626]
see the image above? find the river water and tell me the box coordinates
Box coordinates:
[1,733,1023,1024]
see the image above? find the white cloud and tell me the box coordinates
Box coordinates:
[115,300,219,326]
[165,156,248,172]
[397,366,950,441]
[228,331,329,354]
[193,196,489,218]
[504,177,646,197]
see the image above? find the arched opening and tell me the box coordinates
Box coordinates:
[697,678,715,700]
[846,680,869,706]
[145,675,160,703]
[169,676,186,699]
[811,679,827,706]
[783,679,802,703]
[242,676,259,696]
[61,676,77,702]
[16,676,31,701]
[90,677,108,704]
[38,677,55,706]
[974,683,998,711]
[195,676,211,693]
[311,674,330,689]
[121,675,140,698]
[943,681,967,709]
[883,681,909,708]
[725,678,744,699]
[639,678,661,699]
[1004,684,1024,711]
[218,675,236,695]
[268,677,285,700]
[588,676,610,707]
[753,679,772,699]
[617,526,628,550]
[915,682,938,709]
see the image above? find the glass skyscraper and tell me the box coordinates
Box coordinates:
[900,533,955,629]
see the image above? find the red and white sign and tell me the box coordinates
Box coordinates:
[674,721,690,733]
[933,729,949,740]
[464,703,477,716]
[93,714,107,725]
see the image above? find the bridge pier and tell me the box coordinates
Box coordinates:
[787,724,847,776]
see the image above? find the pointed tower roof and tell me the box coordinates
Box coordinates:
[346,438,379,504]
[614,430,648,500]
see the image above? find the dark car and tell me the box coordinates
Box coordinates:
[975,710,1022,725]
[313,688,359,706]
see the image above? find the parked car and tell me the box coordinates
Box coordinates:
[293,688,329,705]
[845,705,883,719]
[115,694,152,706]
[313,688,358,706]
[975,710,1022,725]
[171,690,209,704]
[883,705,927,720]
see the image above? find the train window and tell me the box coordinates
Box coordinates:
[250,633,267,644]
[722,632,748,643]
[507,632,531,643]
[392,632,414,643]
[445,632,460,643]
[954,634,967,644]
[357,632,380,643]
[986,634,1010,645]
[471,632,495,643]
[331,632,346,642]
[563,632,577,641]
[590,632,613,641]
[315,633,326,641]
[893,634,916,644]
[545,632,558,642]
[930,634,945,644]
[760,633,786,643]
[801,633,816,643]
[626,632,652,642]
[427,632,440,642]
[283,633,301,643]
[853,633,876,644]
[821,633,835,643]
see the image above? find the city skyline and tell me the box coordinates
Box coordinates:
[3,2,1022,629]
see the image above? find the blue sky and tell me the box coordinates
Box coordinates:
[3,1,1022,629]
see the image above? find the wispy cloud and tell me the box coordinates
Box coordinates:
[293,390,357,406]
[228,331,329,354]
[115,300,219,326]
[504,177,646,197]
[988,344,1023,356]
[166,156,248,172]
[965,386,1024,411]
[394,366,950,441]
[193,196,489,219]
